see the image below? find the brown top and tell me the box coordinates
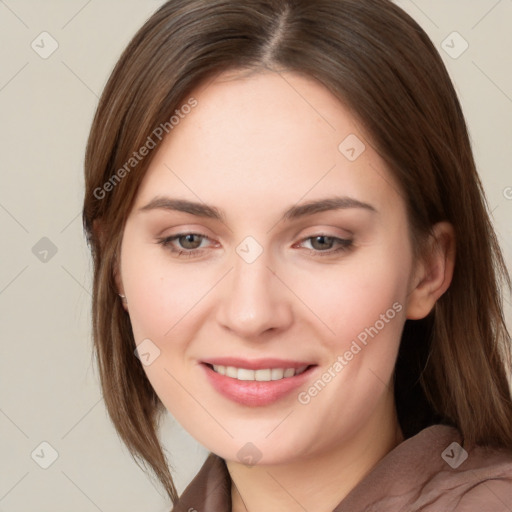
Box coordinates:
[172,425,512,511]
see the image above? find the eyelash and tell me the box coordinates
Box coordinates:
[156,233,354,258]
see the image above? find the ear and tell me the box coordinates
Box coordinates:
[406,222,456,320]
[94,219,128,311]
[113,251,129,311]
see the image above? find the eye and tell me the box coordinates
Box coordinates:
[173,233,205,250]
[156,232,352,258]
[157,232,216,257]
[297,235,353,256]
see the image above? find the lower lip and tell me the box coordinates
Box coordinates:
[201,363,316,406]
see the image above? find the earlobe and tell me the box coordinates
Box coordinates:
[406,222,456,320]
[113,249,129,311]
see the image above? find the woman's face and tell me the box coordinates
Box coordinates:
[118,70,416,465]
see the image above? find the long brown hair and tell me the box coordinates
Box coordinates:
[82,0,512,503]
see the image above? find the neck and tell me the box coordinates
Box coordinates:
[227,393,403,512]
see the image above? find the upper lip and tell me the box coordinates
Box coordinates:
[202,357,316,370]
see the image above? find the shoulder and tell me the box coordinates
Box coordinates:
[337,424,512,512]
[435,432,512,512]
[453,479,512,512]
[402,425,512,512]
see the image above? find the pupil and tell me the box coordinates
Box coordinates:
[181,234,201,249]
[312,236,333,250]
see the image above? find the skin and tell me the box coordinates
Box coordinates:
[116,70,455,512]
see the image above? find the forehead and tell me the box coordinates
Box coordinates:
[175,69,355,160]
[132,70,404,219]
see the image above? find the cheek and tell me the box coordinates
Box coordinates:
[121,250,206,415]
[121,242,213,342]
[290,255,408,435]
[290,244,411,352]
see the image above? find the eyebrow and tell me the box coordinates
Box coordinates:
[138,195,377,222]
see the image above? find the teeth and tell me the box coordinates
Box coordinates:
[215,365,226,376]
[212,365,308,381]
[255,369,272,381]
[226,366,238,378]
[237,368,255,381]
[271,368,284,380]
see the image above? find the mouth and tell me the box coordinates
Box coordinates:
[206,363,311,381]
[200,358,318,406]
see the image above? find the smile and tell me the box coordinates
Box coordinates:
[211,365,309,381]
[202,360,317,406]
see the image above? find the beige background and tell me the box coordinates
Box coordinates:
[0,1,511,511]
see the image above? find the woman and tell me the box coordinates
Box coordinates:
[82,0,512,510]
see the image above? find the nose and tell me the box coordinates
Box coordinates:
[215,252,294,339]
